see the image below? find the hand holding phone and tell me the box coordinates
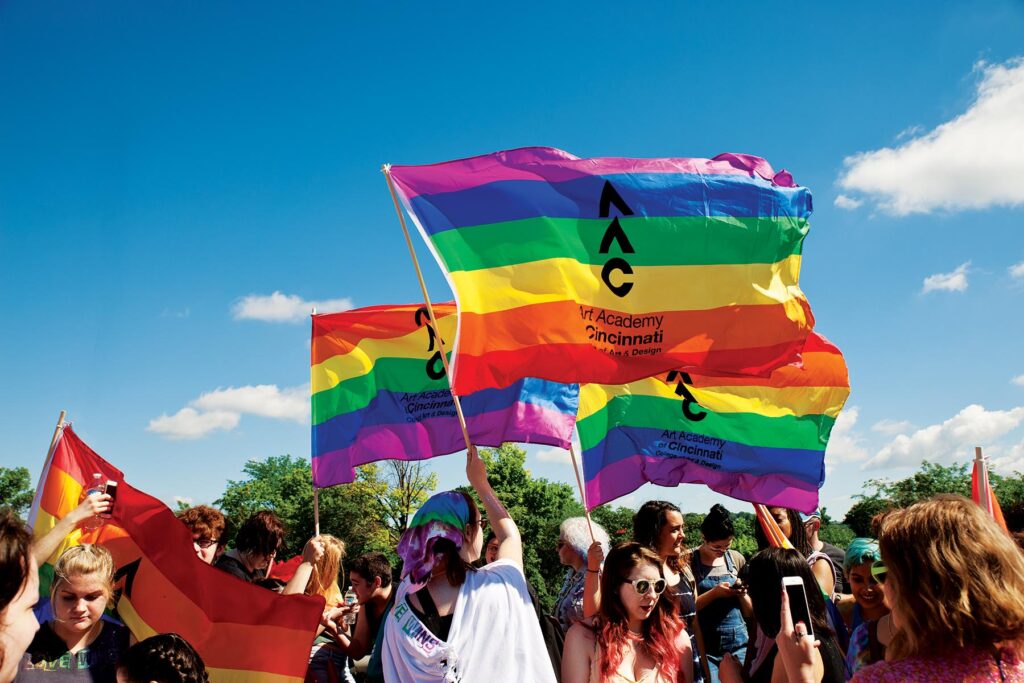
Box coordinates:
[781,576,814,640]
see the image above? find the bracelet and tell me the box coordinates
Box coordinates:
[586,568,601,574]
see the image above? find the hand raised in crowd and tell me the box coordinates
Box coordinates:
[774,584,822,683]
[68,492,112,526]
[586,539,604,572]
[466,444,489,490]
[301,535,325,564]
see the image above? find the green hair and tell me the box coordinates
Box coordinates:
[843,537,880,574]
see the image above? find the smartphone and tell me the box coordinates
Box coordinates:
[102,480,117,518]
[782,576,815,639]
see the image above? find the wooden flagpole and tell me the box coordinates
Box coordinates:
[311,306,322,537]
[27,410,67,528]
[313,486,321,536]
[44,410,68,471]
[382,165,474,453]
[567,441,596,541]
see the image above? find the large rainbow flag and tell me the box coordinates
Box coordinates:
[577,333,849,513]
[311,302,579,487]
[29,426,323,683]
[388,147,815,396]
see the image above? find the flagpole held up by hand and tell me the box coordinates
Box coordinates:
[382,165,474,455]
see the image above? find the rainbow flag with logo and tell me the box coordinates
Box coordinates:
[577,333,849,513]
[311,302,579,487]
[28,426,323,683]
[388,147,815,396]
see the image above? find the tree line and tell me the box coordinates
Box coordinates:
[4,451,1023,611]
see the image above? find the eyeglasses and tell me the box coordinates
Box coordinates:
[626,578,667,596]
[555,540,566,549]
[468,517,487,527]
[194,538,219,549]
[870,560,887,584]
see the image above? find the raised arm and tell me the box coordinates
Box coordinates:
[466,446,521,569]
[283,536,325,596]
[32,492,110,565]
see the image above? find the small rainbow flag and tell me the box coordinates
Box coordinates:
[972,450,1008,532]
[311,302,579,487]
[577,333,849,513]
[29,426,323,683]
[754,504,796,549]
[388,147,815,396]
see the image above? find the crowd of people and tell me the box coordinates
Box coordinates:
[3,448,1024,682]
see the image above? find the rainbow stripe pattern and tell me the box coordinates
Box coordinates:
[311,302,579,487]
[577,333,849,513]
[388,147,815,396]
[28,426,324,683]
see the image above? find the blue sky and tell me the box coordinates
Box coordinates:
[2,1,1023,520]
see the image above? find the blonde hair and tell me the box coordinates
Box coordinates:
[305,535,345,605]
[50,544,115,606]
[879,495,1024,659]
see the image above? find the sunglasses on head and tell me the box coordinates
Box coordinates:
[626,578,667,596]
[870,560,887,584]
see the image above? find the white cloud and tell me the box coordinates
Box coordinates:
[1010,262,1024,279]
[192,384,308,423]
[536,447,572,466]
[834,195,863,210]
[922,262,969,293]
[161,307,190,319]
[1013,375,1024,387]
[825,406,869,467]
[837,58,1024,215]
[865,404,1024,469]
[991,439,1024,475]
[232,291,353,323]
[871,419,914,435]
[148,384,309,440]
[147,407,239,440]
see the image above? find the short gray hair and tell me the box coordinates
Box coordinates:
[559,516,610,560]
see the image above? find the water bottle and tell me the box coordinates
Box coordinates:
[82,473,105,531]
[343,587,357,625]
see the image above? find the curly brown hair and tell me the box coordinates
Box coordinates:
[175,506,226,545]
[879,494,1024,659]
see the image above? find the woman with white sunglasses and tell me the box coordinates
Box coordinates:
[563,542,693,683]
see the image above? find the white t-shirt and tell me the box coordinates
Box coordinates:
[381,559,557,683]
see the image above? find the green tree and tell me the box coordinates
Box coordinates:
[589,504,634,546]
[360,461,438,547]
[841,460,1024,537]
[0,466,34,520]
[214,455,418,564]
[460,444,581,612]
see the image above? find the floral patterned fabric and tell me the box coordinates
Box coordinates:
[852,646,1024,683]
[554,568,586,633]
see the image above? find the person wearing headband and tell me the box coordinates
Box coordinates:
[380,446,557,683]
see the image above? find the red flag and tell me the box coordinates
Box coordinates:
[30,426,323,683]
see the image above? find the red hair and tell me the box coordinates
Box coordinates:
[597,542,684,680]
